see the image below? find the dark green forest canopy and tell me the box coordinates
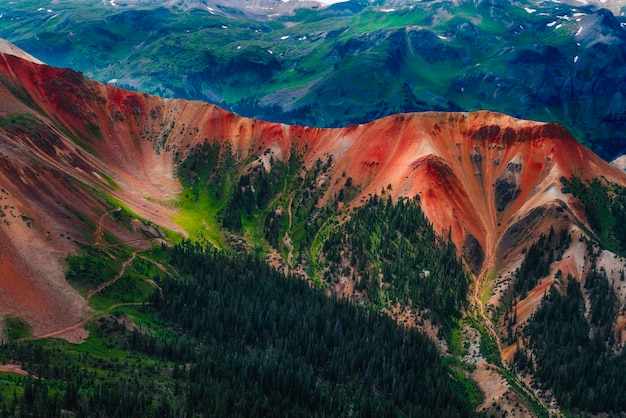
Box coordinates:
[0,242,480,417]
[322,195,469,331]
[561,176,626,255]
[518,273,626,414]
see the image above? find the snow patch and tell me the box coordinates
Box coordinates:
[280,35,290,40]
[380,8,396,13]
[575,25,583,36]
[547,21,557,27]
[524,7,536,13]
[574,55,579,63]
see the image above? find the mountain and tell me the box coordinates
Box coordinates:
[2,0,626,160]
[3,39,626,414]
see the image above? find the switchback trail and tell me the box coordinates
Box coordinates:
[0,364,29,376]
[86,250,139,301]
[27,249,162,342]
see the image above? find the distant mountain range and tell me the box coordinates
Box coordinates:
[2,0,626,160]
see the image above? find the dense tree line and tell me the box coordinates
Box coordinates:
[518,272,626,414]
[0,340,181,418]
[0,241,479,416]
[562,176,626,254]
[140,240,478,417]
[322,195,469,329]
[511,227,570,300]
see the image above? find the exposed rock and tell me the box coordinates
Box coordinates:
[0,44,625,346]
[464,233,485,273]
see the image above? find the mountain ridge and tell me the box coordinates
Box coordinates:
[0,40,623,333]
[3,0,626,159]
[3,40,626,414]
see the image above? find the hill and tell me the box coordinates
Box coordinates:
[2,40,626,415]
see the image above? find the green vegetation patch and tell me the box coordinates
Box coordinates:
[519,274,626,414]
[65,244,130,296]
[2,316,32,341]
[0,114,37,129]
[562,176,626,255]
[96,171,120,190]
[321,195,469,331]
[174,140,238,248]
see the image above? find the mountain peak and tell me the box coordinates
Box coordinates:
[0,39,43,65]
[0,46,624,355]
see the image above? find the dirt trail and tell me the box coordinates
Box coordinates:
[107,302,144,310]
[31,302,144,341]
[287,196,293,230]
[86,250,139,300]
[28,250,141,341]
[145,279,163,295]
[283,196,294,265]
[0,363,28,376]
[28,246,176,343]
[137,255,176,279]
[94,207,121,246]
[31,319,88,341]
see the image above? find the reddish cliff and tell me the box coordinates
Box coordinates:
[0,45,624,339]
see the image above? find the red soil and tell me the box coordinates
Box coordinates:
[0,46,625,341]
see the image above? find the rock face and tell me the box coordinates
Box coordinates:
[0,41,625,345]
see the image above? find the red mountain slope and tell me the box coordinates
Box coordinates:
[0,43,625,351]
